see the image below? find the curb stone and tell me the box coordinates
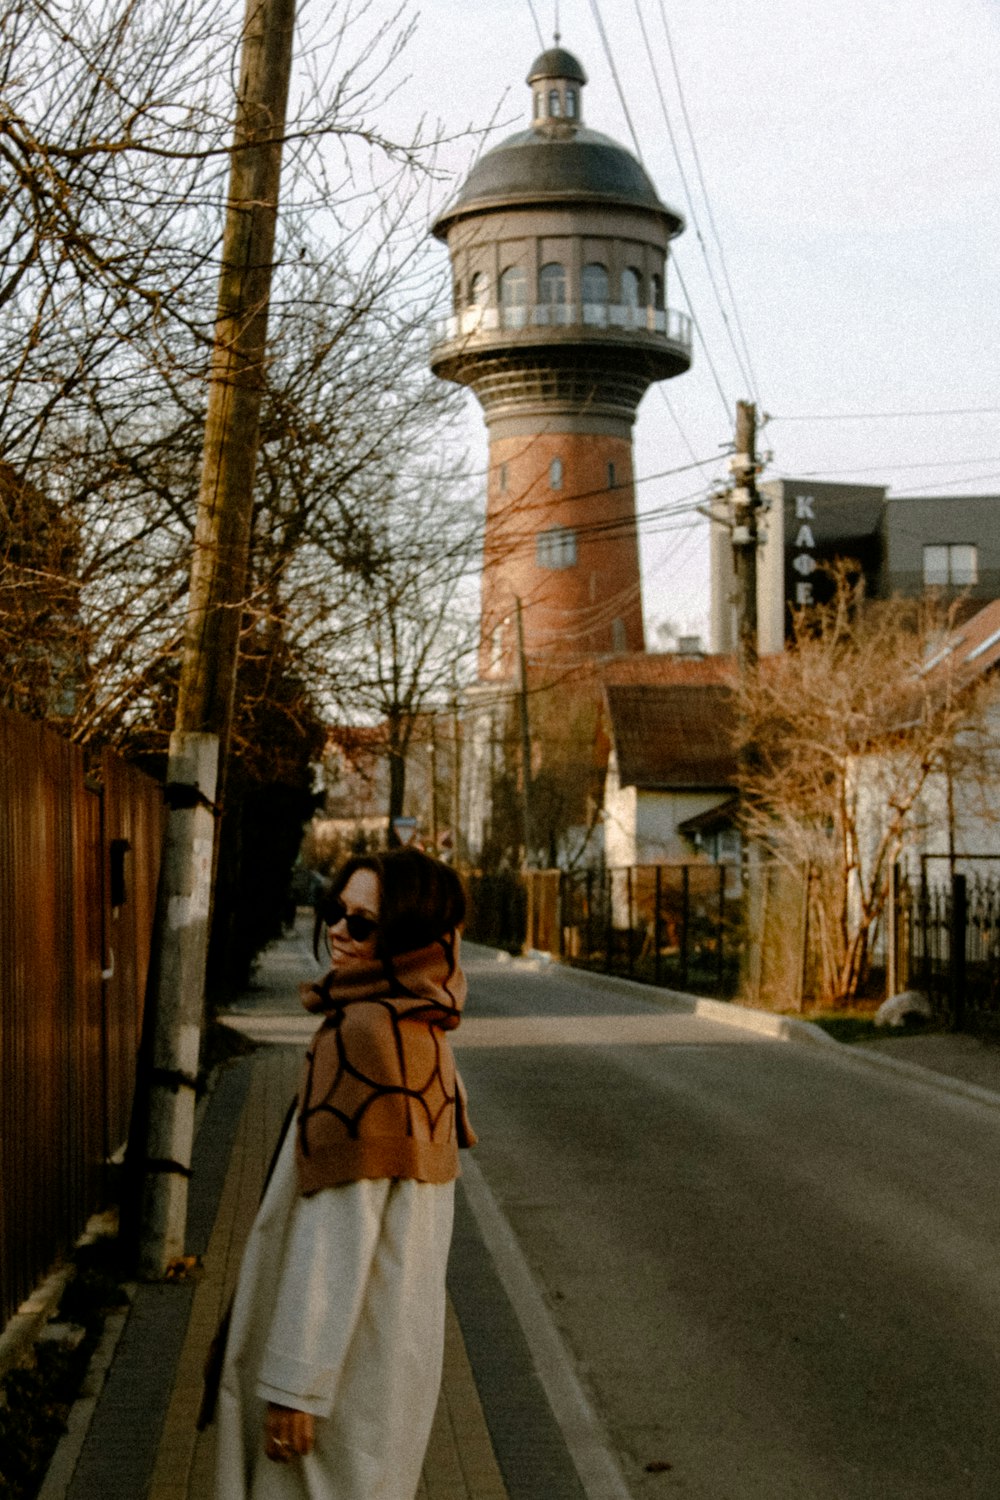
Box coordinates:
[35,1303,131,1500]
[484,944,1000,1110]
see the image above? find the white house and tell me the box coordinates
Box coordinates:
[600,654,739,868]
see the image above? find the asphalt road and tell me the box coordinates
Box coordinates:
[453,945,1000,1500]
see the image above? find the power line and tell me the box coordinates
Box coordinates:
[585,0,734,426]
[632,0,761,405]
[768,405,1000,422]
[524,0,546,49]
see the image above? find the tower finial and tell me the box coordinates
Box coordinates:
[554,0,560,45]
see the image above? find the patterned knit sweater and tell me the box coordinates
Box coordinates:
[295,932,476,1194]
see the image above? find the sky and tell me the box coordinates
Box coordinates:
[367,0,1000,644]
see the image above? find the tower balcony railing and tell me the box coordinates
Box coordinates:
[432,302,693,350]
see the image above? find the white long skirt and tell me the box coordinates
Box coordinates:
[214,1126,455,1500]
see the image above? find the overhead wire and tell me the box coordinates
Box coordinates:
[632,0,760,405]
[768,405,1000,422]
[653,0,762,405]
[585,0,735,426]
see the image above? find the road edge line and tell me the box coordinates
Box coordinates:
[460,1154,634,1500]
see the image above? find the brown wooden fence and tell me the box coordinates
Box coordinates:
[0,710,162,1326]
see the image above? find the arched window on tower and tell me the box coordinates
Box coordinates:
[536,526,576,570]
[548,88,561,117]
[582,263,609,326]
[651,272,664,310]
[534,89,542,119]
[499,265,529,328]
[621,267,642,327]
[468,271,489,307]
[549,457,563,490]
[611,617,628,653]
[565,88,577,119]
[538,262,567,325]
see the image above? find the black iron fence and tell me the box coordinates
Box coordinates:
[895,866,1000,1034]
[464,863,742,998]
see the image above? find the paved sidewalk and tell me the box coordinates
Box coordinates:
[142,1046,507,1500]
[52,923,510,1500]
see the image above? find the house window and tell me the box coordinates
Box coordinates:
[536,526,576,569]
[923,543,978,587]
[549,456,563,490]
[499,265,528,328]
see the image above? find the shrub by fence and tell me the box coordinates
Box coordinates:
[0,710,162,1327]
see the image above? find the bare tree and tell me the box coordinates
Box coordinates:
[733,566,995,1004]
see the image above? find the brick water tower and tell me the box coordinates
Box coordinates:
[431,46,692,680]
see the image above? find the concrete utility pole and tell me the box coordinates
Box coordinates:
[137,0,297,1277]
[730,399,761,671]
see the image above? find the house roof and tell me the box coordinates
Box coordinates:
[600,651,737,689]
[604,680,738,790]
[934,597,1000,684]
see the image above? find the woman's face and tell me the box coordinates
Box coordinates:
[327,868,381,970]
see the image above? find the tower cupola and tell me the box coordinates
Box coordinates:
[527,46,587,130]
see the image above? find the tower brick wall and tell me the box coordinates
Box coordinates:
[481,429,644,676]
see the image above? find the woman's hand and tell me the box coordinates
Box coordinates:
[265,1402,315,1462]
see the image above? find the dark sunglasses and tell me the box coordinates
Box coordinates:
[326,897,378,943]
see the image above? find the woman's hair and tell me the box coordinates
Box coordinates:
[318,848,465,961]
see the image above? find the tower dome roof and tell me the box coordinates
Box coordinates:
[433,126,683,237]
[527,47,587,85]
[433,47,684,239]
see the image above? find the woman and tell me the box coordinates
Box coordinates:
[215,847,475,1500]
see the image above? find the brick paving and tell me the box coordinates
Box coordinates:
[54,933,510,1500]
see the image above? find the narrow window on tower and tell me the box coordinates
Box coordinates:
[549,88,561,117]
[621,267,642,328]
[549,456,563,490]
[607,460,617,489]
[611,618,628,653]
[468,271,489,307]
[533,89,542,119]
[537,526,577,570]
[498,462,508,493]
[582,263,609,326]
[499,265,529,329]
[538,263,567,325]
[565,88,577,118]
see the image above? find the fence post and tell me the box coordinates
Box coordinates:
[680,864,690,989]
[604,870,613,974]
[654,865,662,988]
[716,863,726,994]
[950,872,967,1031]
[626,867,635,975]
[585,869,593,960]
[886,861,900,999]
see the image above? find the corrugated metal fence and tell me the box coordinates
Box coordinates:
[0,710,162,1326]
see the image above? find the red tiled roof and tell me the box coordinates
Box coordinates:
[604,681,738,790]
[600,652,738,689]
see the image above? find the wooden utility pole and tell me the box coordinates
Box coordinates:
[730,399,761,671]
[136,0,297,1276]
[730,399,762,1000]
[514,597,533,868]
